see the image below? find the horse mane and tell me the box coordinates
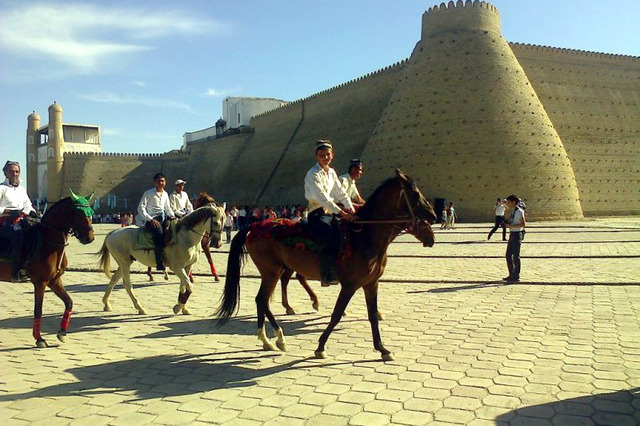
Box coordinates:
[41,197,72,221]
[355,177,399,220]
[177,205,212,230]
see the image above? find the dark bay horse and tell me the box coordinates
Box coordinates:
[279,218,436,316]
[215,169,436,361]
[193,192,221,282]
[0,191,95,348]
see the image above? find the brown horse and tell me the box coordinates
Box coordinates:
[279,218,436,316]
[215,170,436,361]
[0,192,95,348]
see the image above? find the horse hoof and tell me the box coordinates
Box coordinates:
[172,304,181,314]
[103,305,112,312]
[262,342,277,351]
[314,350,327,359]
[36,338,47,348]
[181,307,191,315]
[377,311,385,321]
[312,302,319,311]
[382,353,395,362]
[138,308,148,315]
[285,307,296,315]
[276,341,287,352]
[214,277,220,282]
[57,331,67,343]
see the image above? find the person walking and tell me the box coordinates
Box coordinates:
[224,209,234,243]
[503,194,526,283]
[445,202,457,230]
[487,198,507,241]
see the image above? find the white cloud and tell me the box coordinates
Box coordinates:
[0,2,227,74]
[204,88,240,98]
[79,91,195,112]
[133,81,146,87]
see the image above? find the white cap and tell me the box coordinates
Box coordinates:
[175,179,186,185]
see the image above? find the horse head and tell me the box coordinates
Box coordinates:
[408,219,435,248]
[195,191,217,208]
[395,169,437,225]
[68,189,95,244]
[207,202,226,249]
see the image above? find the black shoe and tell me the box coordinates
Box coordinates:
[507,276,520,283]
[502,276,511,281]
[156,264,165,271]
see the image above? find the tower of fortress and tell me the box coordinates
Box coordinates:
[27,1,639,220]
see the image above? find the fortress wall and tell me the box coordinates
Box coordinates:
[511,44,640,216]
[360,1,583,222]
[63,152,190,211]
[254,62,406,206]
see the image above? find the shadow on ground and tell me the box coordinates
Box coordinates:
[495,388,639,425]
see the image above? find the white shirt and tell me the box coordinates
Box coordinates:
[0,179,35,218]
[170,190,193,218]
[494,203,506,216]
[304,163,353,214]
[339,173,362,203]
[510,207,525,232]
[138,188,175,223]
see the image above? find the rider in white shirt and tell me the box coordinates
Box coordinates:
[137,173,175,270]
[339,159,366,207]
[169,179,193,218]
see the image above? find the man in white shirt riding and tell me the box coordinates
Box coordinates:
[0,161,36,281]
[339,158,366,208]
[137,173,175,270]
[170,179,193,218]
[304,140,354,285]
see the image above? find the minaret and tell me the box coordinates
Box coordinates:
[46,102,65,201]
[26,111,41,200]
[360,0,583,220]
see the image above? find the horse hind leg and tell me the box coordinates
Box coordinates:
[102,268,122,312]
[49,276,72,343]
[296,273,319,311]
[256,274,285,351]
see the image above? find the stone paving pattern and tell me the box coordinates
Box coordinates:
[1,218,639,425]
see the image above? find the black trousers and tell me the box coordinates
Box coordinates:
[506,231,522,279]
[488,215,506,240]
[307,209,340,255]
[0,224,24,277]
[145,216,170,266]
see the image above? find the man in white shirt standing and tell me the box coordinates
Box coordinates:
[137,173,175,270]
[0,161,36,281]
[304,140,354,285]
[170,179,193,219]
[487,198,507,241]
[339,158,366,208]
[503,194,526,283]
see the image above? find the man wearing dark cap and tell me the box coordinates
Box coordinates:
[339,158,366,207]
[0,161,36,281]
[304,140,354,285]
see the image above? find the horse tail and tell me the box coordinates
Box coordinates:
[214,226,250,324]
[97,240,112,278]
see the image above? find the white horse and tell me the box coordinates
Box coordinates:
[97,203,225,315]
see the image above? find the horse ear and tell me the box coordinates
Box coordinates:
[222,202,227,211]
[69,188,79,201]
[86,191,95,202]
[395,169,408,184]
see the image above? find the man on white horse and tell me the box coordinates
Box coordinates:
[0,161,37,281]
[137,173,175,271]
[170,179,193,218]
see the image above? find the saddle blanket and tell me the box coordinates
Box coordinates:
[131,223,178,251]
[247,218,321,253]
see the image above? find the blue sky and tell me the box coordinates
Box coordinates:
[1,0,639,177]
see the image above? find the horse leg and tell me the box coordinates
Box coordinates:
[281,269,295,315]
[32,281,48,348]
[202,236,219,282]
[173,268,193,315]
[146,266,154,281]
[363,283,393,361]
[256,275,281,351]
[102,268,122,312]
[315,286,357,359]
[296,273,319,311]
[48,276,73,343]
[122,265,147,314]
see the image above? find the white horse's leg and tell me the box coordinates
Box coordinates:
[172,267,193,315]
[102,268,122,311]
[258,324,277,351]
[121,265,147,315]
[275,327,287,352]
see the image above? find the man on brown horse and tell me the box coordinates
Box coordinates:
[0,161,37,281]
[304,140,355,285]
[137,173,176,271]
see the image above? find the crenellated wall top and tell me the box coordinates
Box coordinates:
[509,42,640,60]
[422,0,501,39]
[252,59,408,119]
[64,151,190,159]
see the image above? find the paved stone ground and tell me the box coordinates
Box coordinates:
[1,217,639,425]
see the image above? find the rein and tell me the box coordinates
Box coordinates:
[352,189,417,225]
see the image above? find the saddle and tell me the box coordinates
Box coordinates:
[131,222,179,251]
[0,216,41,266]
[247,218,350,259]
